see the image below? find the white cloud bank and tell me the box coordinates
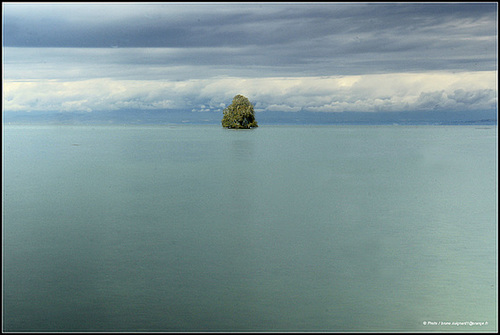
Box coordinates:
[3,71,497,113]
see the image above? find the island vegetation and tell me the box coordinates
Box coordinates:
[221,95,258,129]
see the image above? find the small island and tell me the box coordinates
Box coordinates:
[221,95,258,129]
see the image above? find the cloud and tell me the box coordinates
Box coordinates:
[4,3,496,48]
[2,3,497,116]
[4,72,496,113]
[3,3,497,77]
[415,88,497,111]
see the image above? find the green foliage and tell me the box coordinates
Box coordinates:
[221,95,258,129]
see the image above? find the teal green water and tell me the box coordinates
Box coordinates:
[2,125,497,332]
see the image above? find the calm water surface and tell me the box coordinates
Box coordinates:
[3,125,497,332]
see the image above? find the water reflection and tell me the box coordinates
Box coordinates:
[230,136,255,161]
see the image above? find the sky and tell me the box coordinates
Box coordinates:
[2,2,498,116]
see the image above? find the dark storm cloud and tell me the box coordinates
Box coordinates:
[4,3,495,47]
[3,3,317,48]
[3,3,497,61]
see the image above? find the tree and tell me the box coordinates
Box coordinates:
[221,95,258,129]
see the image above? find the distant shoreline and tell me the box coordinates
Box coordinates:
[3,109,497,126]
[3,122,497,127]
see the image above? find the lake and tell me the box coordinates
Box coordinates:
[2,125,497,332]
